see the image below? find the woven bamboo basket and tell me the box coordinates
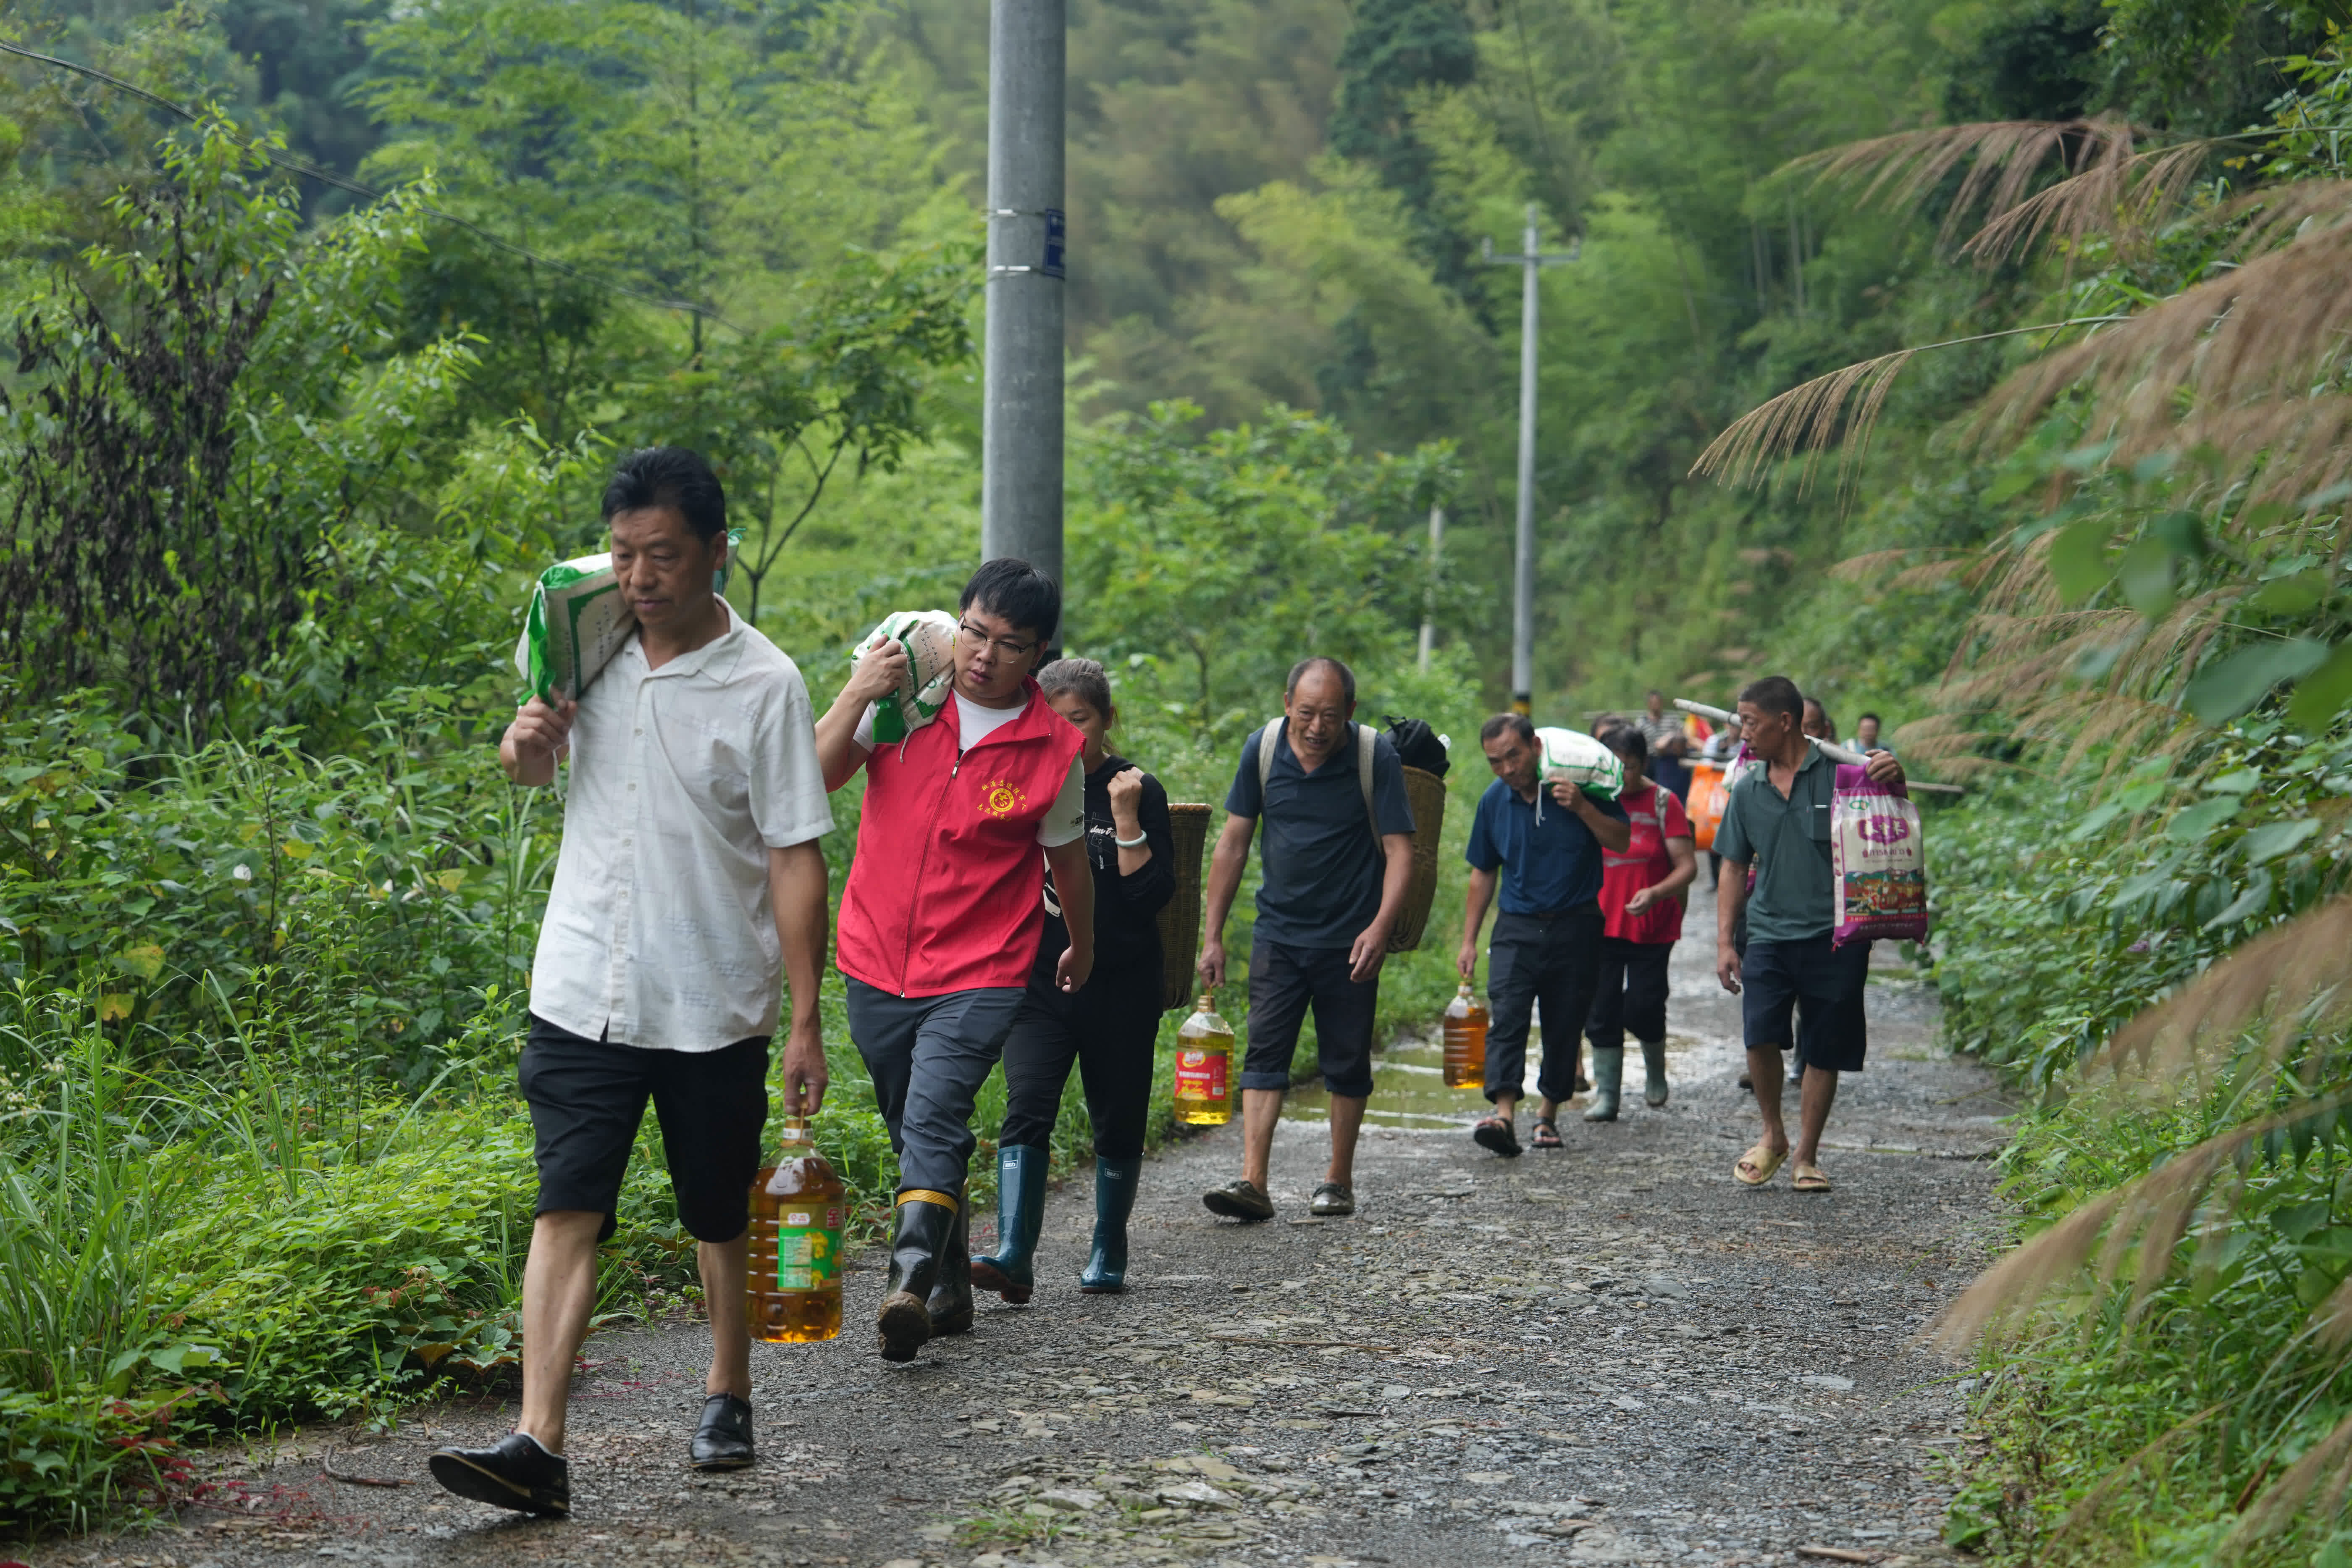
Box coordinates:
[1385,766,1449,953]
[1158,802,1213,1011]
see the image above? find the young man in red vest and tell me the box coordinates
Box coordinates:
[814,559,1093,1361]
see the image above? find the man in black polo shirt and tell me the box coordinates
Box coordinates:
[1715,675,1905,1193]
[1457,714,1631,1154]
[1197,657,1416,1221]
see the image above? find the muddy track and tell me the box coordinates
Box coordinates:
[59,880,2013,1568]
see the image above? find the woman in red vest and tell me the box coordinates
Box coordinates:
[1583,725,1698,1118]
[814,560,1094,1363]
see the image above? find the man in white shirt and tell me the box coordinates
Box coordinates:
[428,447,832,1517]
[815,558,1092,1362]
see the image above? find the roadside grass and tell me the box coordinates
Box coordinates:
[1929,713,2352,1565]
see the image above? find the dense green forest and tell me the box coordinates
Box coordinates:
[5,0,2352,1559]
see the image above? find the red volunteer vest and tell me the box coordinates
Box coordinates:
[837,678,1086,998]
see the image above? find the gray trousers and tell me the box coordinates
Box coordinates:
[844,978,1024,1193]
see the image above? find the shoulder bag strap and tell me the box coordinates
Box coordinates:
[1257,718,1282,802]
[1358,723,1379,843]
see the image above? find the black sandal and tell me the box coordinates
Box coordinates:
[1530,1118,1563,1150]
[1472,1115,1522,1158]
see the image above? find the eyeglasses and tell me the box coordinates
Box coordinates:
[957,620,1039,660]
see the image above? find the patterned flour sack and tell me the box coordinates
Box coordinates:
[1832,763,1930,946]
[853,609,958,743]
[1533,727,1625,799]
[514,554,632,704]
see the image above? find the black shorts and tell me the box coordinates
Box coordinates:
[519,1015,769,1243]
[1240,939,1379,1099]
[1739,936,1871,1073]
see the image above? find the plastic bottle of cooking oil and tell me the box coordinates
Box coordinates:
[747,1119,844,1343]
[1173,994,1235,1126]
[1442,982,1488,1090]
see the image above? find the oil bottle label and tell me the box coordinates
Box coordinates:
[1174,1049,1227,1100]
[776,1207,844,1292]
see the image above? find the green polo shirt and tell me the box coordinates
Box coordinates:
[1714,745,1836,943]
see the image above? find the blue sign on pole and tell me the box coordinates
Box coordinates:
[1042,209,1066,280]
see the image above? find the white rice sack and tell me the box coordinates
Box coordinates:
[515,553,634,703]
[1534,726,1625,799]
[854,609,958,742]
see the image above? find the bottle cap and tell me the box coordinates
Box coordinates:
[1197,992,1214,1011]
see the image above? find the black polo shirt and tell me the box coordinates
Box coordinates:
[1225,722,1416,949]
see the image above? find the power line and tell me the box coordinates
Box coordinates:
[0,39,732,327]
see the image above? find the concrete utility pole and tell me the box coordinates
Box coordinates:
[1483,204,1578,714]
[1418,503,1443,671]
[980,0,1067,591]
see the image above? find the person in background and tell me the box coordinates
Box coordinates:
[974,659,1174,1300]
[1198,657,1415,1221]
[1716,676,1906,1194]
[1802,698,1836,744]
[1637,690,1682,754]
[431,447,832,1514]
[815,559,1092,1362]
[1698,714,1742,890]
[1588,726,1697,1114]
[1648,728,1692,804]
[1457,714,1631,1154]
[1853,712,1893,756]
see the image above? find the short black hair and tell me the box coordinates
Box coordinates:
[1038,657,1113,720]
[1286,656,1356,705]
[1857,711,1882,725]
[1600,723,1648,762]
[961,558,1061,643]
[1479,712,1534,745]
[1738,675,1804,719]
[604,446,727,542]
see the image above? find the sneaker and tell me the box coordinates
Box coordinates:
[689,1392,754,1471]
[427,1431,570,1516]
[1310,1182,1355,1217]
[1202,1178,1275,1222]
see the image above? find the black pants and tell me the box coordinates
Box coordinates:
[1483,905,1604,1105]
[1585,936,1672,1051]
[998,959,1163,1161]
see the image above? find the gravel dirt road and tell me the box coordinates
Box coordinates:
[50,880,2013,1568]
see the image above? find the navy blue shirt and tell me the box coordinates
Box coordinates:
[1226,722,1417,949]
[1465,779,1630,916]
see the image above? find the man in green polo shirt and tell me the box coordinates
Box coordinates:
[1713,675,1904,1193]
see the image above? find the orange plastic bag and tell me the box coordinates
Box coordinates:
[1688,762,1727,851]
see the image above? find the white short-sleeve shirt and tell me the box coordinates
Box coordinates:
[530,607,833,1051]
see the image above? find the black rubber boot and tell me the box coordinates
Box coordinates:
[1079,1156,1142,1293]
[927,1190,974,1335]
[877,1192,956,1362]
[971,1144,1048,1304]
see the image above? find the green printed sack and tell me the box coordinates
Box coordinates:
[853,610,958,743]
[1533,726,1625,799]
[515,554,633,703]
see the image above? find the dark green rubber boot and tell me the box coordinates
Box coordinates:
[970,1144,1048,1305]
[1079,1156,1143,1293]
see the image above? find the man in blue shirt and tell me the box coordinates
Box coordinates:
[1458,714,1631,1154]
[1197,657,1416,1221]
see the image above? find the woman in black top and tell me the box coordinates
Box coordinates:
[972,659,1176,1299]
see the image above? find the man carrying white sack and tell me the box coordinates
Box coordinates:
[814,559,1092,1363]
[1717,675,1905,1194]
[1457,714,1630,1155]
[430,446,833,1515]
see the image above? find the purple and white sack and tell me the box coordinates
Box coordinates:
[1831,764,1929,946]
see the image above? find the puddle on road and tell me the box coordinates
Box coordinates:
[1282,1024,1714,1126]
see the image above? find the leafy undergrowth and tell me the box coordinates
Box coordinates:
[1926,715,2352,1564]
